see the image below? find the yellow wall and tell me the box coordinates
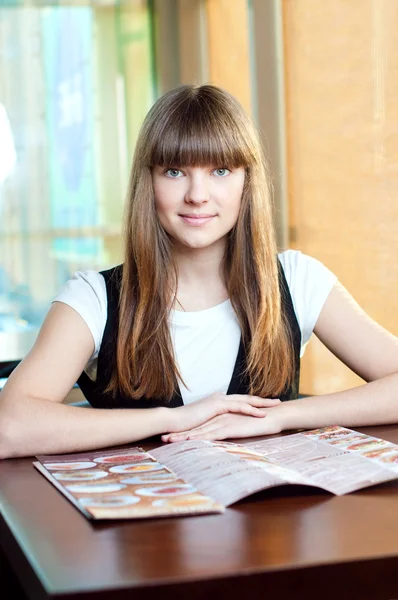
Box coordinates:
[283,0,398,394]
[205,0,252,115]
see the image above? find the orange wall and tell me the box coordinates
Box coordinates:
[206,0,252,115]
[283,0,398,394]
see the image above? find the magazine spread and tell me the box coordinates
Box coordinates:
[34,425,398,520]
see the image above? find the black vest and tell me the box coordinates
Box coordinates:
[77,262,301,408]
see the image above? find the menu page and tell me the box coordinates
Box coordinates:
[34,446,223,520]
[150,440,310,506]
[243,426,398,495]
[152,426,398,501]
[34,426,398,521]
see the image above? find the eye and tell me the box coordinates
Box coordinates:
[165,168,183,178]
[213,168,230,177]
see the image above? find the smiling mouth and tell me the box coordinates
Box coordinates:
[179,215,216,226]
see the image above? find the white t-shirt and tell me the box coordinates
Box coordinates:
[53,250,337,404]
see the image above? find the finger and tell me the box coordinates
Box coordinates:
[162,426,198,441]
[248,397,281,408]
[163,415,222,443]
[166,421,219,442]
[225,396,280,411]
[187,429,227,441]
[230,394,279,402]
[232,395,280,407]
[227,403,268,417]
[164,432,190,442]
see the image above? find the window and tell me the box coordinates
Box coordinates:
[0,0,156,360]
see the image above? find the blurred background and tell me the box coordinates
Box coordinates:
[0,0,397,398]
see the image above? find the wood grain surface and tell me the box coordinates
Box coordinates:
[2,424,398,599]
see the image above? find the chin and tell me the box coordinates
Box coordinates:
[175,234,222,250]
[183,240,214,250]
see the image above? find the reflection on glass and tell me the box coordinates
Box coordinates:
[0,103,16,184]
[0,0,155,360]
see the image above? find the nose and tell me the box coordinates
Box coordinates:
[184,173,210,205]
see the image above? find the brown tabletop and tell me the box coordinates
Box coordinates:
[2,424,398,600]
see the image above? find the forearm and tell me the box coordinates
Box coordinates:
[0,393,172,459]
[280,372,398,431]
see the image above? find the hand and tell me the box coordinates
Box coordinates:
[162,406,284,442]
[167,393,281,435]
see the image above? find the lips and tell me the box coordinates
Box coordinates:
[179,214,216,226]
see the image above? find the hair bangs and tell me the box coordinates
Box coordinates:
[147,99,254,169]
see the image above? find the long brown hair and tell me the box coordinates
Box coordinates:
[107,84,294,400]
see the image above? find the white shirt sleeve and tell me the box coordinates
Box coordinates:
[50,253,336,373]
[278,250,338,355]
[52,271,108,360]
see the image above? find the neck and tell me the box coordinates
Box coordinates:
[171,239,229,311]
[172,238,226,284]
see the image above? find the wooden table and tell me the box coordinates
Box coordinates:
[2,424,398,600]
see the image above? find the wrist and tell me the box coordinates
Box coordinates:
[154,407,174,434]
[157,406,188,434]
[277,401,301,431]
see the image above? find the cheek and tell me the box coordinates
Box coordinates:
[227,186,244,222]
[153,185,175,218]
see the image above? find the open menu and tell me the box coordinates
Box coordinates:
[33,425,398,520]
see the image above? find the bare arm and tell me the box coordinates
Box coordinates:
[0,302,171,458]
[280,280,398,430]
[0,303,276,458]
[163,282,398,442]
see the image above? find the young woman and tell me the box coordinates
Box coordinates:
[0,84,397,459]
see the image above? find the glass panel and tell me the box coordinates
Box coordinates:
[0,0,156,361]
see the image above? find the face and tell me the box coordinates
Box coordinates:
[152,165,245,251]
